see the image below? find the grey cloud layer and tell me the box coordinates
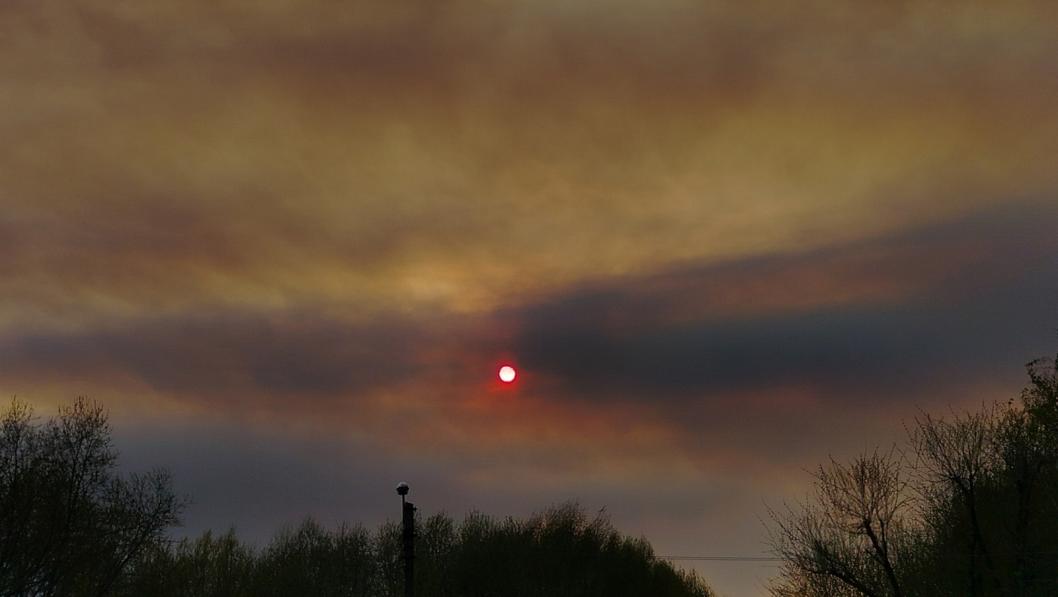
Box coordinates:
[515,204,1058,401]
[4,202,1055,416]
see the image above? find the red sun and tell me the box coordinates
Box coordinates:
[498,365,517,383]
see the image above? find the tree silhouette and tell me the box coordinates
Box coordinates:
[0,398,182,597]
[115,505,712,597]
[769,353,1058,596]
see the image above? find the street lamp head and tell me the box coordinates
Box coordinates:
[396,482,410,496]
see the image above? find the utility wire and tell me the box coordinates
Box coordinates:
[659,555,782,562]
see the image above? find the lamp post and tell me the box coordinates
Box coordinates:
[396,482,415,597]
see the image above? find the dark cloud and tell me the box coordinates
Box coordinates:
[0,310,442,404]
[513,202,1058,401]
[4,202,1055,415]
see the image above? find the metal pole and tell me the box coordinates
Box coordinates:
[397,483,415,597]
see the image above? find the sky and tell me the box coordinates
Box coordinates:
[2,1,1058,595]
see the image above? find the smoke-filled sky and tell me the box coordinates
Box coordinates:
[3,2,1058,594]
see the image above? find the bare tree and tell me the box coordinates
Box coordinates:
[769,450,915,597]
[909,408,1003,597]
[770,353,1058,597]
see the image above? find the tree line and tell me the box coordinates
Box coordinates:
[769,352,1058,596]
[0,398,712,597]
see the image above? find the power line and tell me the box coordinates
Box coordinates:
[659,555,782,562]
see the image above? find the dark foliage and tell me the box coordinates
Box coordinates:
[386,504,712,597]
[117,505,712,597]
[0,398,182,597]
[770,353,1058,596]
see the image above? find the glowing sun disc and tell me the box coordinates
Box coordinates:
[498,365,517,383]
